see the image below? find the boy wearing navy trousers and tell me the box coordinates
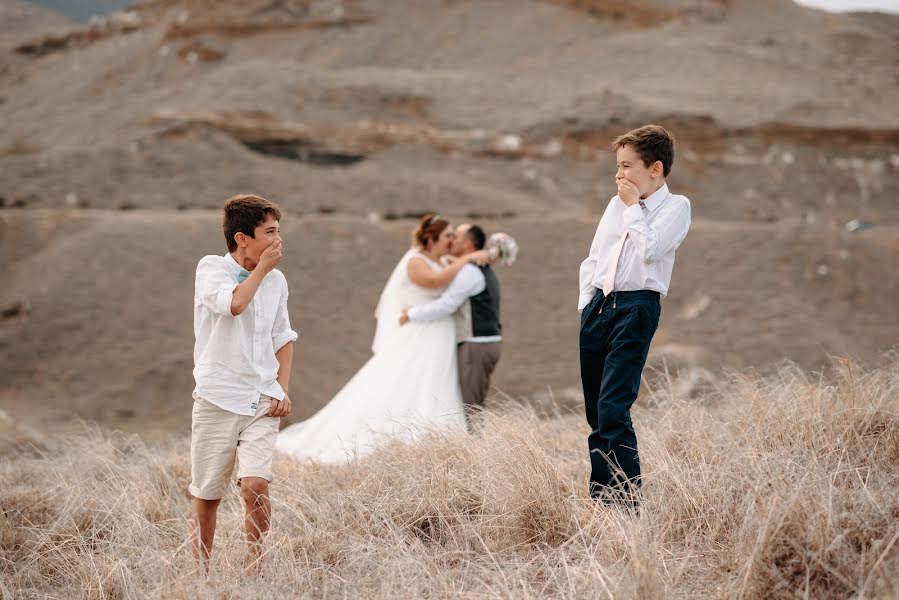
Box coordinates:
[578,125,691,507]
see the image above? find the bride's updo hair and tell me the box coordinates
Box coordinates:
[412,213,450,249]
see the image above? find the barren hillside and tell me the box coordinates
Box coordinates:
[1,0,897,435]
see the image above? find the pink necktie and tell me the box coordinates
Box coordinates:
[602,230,628,296]
[602,201,646,295]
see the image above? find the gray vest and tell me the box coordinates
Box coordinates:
[471,265,501,338]
[453,265,502,342]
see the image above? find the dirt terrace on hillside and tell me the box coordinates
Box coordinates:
[1,0,897,435]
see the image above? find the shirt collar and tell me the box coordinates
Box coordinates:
[223,252,250,277]
[640,183,670,213]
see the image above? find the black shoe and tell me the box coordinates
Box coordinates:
[590,485,641,514]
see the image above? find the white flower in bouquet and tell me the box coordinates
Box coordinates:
[486,232,519,267]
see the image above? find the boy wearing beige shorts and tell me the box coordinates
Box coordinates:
[190,194,297,572]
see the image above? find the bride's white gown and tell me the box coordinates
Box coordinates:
[275,249,467,462]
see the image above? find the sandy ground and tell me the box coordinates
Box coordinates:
[0,0,897,436]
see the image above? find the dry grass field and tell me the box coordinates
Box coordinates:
[3,357,897,599]
[2,1,898,597]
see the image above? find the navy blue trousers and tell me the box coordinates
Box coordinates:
[579,289,660,501]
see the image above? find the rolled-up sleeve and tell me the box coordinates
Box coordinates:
[272,282,298,352]
[195,256,238,317]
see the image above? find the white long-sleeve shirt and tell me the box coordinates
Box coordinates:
[577,183,691,310]
[193,253,298,415]
[408,264,499,342]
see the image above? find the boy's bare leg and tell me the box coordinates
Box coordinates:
[191,498,221,573]
[240,477,271,573]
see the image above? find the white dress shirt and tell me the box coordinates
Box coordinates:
[578,183,691,310]
[408,264,499,342]
[193,253,298,415]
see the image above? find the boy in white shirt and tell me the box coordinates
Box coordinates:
[578,125,691,507]
[190,194,297,571]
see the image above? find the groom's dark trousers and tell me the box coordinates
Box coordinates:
[580,288,660,501]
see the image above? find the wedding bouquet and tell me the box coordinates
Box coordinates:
[486,232,519,267]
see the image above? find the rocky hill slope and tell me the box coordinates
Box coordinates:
[1,0,897,435]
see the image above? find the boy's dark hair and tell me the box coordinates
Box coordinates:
[223,194,282,252]
[465,225,486,251]
[611,125,675,178]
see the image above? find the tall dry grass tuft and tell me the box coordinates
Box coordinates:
[1,358,897,598]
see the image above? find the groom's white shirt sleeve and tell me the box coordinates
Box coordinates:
[408,264,486,322]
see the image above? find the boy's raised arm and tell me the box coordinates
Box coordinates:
[623,198,691,264]
[230,240,282,315]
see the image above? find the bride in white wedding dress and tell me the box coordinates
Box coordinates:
[275,214,490,463]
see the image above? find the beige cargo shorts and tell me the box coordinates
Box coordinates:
[189,395,280,500]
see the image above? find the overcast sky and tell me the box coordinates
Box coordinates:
[25,0,899,23]
[794,0,899,11]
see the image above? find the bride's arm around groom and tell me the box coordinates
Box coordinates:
[406,216,490,290]
[372,214,487,354]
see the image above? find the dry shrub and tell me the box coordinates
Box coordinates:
[1,358,897,598]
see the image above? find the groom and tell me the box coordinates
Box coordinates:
[400,224,502,412]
